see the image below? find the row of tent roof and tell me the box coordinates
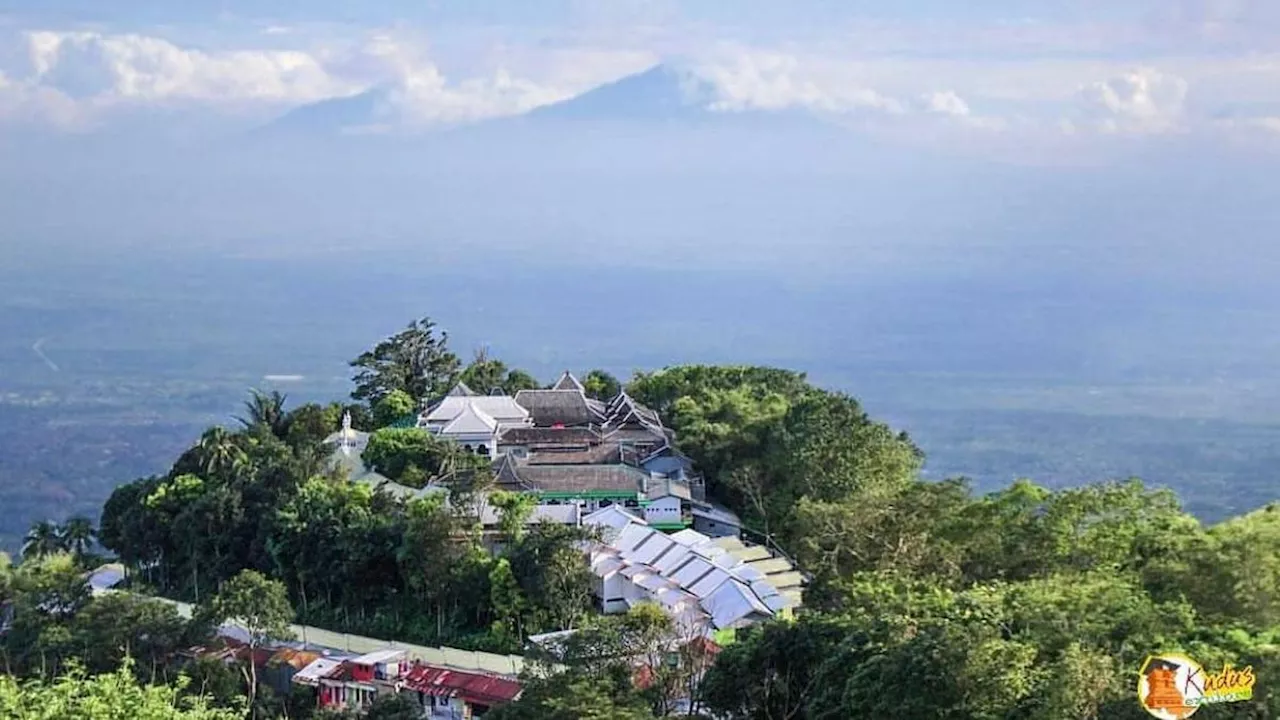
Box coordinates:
[583,506,804,633]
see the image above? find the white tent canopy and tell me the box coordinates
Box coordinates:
[582,507,801,632]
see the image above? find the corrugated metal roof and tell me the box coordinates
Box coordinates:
[401,664,523,705]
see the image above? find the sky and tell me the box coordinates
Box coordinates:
[2,0,1280,153]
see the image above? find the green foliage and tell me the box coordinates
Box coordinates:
[492,607,687,720]
[490,490,537,544]
[237,389,290,439]
[364,693,422,720]
[0,660,241,719]
[700,615,853,720]
[0,556,206,688]
[21,521,64,561]
[361,428,456,483]
[506,524,596,633]
[182,656,248,711]
[372,389,417,428]
[1185,503,1280,627]
[489,558,526,641]
[283,403,343,451]
[629,365,807,486]
[0,551,12,603]
[488,672,656,720]
[349,316,461,405]
[458,349,540,396]
[704,478,1280,719]
[68,593,191,679]
[18,517,99,563]
[200,569,293,712]
[582,370,621,400]
[86,351,1280,719]
[202,570,294,649]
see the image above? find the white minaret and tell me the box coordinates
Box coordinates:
[339,411,353,456]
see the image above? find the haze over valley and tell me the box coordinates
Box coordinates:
[4,3,1280,551]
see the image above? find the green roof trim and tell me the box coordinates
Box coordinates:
[650,520,691,530]
[533,490,642,500]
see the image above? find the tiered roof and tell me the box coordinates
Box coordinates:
[421,394,530,430]
[513,389,606,427]
[499,427,600,447]
[495,454,653,496]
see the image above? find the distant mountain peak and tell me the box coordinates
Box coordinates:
[257,85,400,136]
[524,63,719,122]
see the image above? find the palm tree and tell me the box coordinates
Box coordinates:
[22,520,66,560]
[197,427,249,478]
[237,389,290,438]
[60,516,97,557]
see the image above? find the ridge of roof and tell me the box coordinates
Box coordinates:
[442,402,498,434]
[551,371,586,392]
[447,381,478,397]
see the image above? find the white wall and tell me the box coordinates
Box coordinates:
[644,495,683,524]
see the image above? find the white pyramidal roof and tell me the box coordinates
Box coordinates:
[424,395,530,425]
[442,402,499,434]
[581,506,800,632]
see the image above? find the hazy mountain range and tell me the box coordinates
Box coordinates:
[262,63,804,135]
[3,56,1280,553]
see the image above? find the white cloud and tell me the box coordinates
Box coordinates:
[1,19,1279,155]
[319,33,577,128]
[24,30,353,104]
[0,28,629,130]
[923,90,970,117]
[692,47,904,114]
[1076,68,1189,134]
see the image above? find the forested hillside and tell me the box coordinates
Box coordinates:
[2,317,1277,718]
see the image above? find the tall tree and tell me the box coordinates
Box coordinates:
[361,428,457,483]
[237,389,290,438]
[21,521,65,561]
[59,517,96,558]
[582,370,621,400]
[350,317,461,405]
[459,348,540,395]
[196,428,249,480]
[373,389,418,428]
[490,491,537,545]
[200,569,295,714]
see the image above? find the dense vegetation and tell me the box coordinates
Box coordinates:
[94,322,610,652]
[4,315,1278,718]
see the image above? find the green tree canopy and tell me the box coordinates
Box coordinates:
[582,370,621,400]
[200,569,295,711]
[458,349,541,396]
[237,389,290,439]
[372,389,418,428]
[350,317,461,405]
[361,428,458,483]
[0,661,241,719]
